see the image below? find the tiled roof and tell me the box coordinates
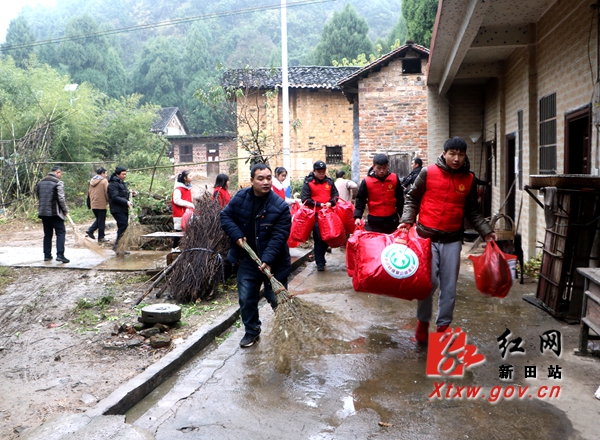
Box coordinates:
[222,66,361,91]
[338,42,430,87]
[152,107,189,134]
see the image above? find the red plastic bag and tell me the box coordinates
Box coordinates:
[181,208,194,231]
[468,240,517,298]
[352,227,432,301]
[318,207,347,248]
[288,203,316,246]
[346,222,366,277]
[334,197,356,234]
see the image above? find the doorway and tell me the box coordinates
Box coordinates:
[505,134,516,221]
[565,106,591,174]
[206,144,219,178]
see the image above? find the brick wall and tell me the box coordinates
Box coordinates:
[170,137,237,180]
[358,58,428,176]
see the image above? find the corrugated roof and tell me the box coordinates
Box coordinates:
[222,66,361,90]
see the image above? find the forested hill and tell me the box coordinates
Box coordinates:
[3,0,407,134]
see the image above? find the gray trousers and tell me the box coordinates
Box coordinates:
[417,240,462,326]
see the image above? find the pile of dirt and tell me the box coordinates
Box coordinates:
[0,220,238,439]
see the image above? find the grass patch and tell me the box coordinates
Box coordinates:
[73,293,116,332]
[0,266,16,290]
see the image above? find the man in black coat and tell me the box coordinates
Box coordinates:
[108,166,137,253]
[220,163,291,348]
[401,158,423,194]
[37,166,70,263]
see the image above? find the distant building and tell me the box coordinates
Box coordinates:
[167,134,237,180]
[152,107,189,136]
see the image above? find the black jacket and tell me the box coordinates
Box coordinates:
[300,172,338,207]
[108,174,130,213]
[220,187,291,278]
[36,172,68,219]
[401,166,423,193]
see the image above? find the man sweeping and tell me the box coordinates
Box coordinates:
[220,164,291,348]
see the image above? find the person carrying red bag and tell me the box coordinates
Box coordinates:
[354,154,404,234]
[301,160,339,271]
[398,137,497,343]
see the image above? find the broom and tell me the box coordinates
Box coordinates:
[241,242,344,372]
[115,190,147,254]
[66,214,105,256]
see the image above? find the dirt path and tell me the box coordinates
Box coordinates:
[0,220,237,439]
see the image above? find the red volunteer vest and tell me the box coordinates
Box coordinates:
[418,164,474,232]
[365,172,399,217]
[308,179,333,210]
[172,186,192,217]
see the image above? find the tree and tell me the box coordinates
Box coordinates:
[402,0,438,47]
[1,17,36,68]
[313,4,375,66]
[386,13,408,50]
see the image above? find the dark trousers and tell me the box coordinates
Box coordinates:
[111,211,129,247]
[313,218,328,267]
[366,214,400,234]
[237,259,285,336]
[88,209,107,239]
[41,216,66,258]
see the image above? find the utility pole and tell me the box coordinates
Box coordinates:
[281,0,290,172]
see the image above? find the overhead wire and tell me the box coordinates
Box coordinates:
[1,0,336,52]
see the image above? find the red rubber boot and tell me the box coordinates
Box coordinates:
[415,320,429,344]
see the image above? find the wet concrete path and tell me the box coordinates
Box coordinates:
[130,246,600,440]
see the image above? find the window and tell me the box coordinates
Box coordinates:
[325,146,343,164]
[180,144,193,163]
[518,110,523,189]
[402,58,421,74]
[539,93,557,174]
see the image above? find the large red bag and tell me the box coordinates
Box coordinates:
[181,208,194,231]
[346,222,366,277]
[318,207,347,248]
[468,240,517,298]
[334,197,356,234]
[288,203,316,246]
[352,227,432,301]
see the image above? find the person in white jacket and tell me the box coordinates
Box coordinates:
[172,171,195,248]
[334,170,358,201]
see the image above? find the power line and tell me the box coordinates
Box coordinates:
[1,0,336,52]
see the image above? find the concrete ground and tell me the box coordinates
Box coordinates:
[20,244,600,440]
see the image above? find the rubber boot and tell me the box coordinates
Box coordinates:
[436,324,449,333]
[415,320,429,344]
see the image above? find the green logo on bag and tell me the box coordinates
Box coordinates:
[380,243,419,279]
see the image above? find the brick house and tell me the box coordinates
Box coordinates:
[427,0,599,261]
[338,42,430,180]
[166,134,237,180]
[222,67,359,185]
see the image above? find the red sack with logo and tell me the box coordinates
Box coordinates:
[318,207,347,248]
[334,197,356,234]
[352,227,432,301]
[468,240,517,298]
[346,222,366,277]
[288,203,315,246]
[287,201,303,248]
[181,208,194,231]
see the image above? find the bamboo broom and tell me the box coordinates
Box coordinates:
[242,241,344,373]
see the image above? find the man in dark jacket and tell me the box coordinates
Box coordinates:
[220,163,291,348]
[37,166,70,263]
[108,166,137,253]
[301,160,339,271]
[399,137,496,343]
[354,154,404,234]
[401,158,423,194]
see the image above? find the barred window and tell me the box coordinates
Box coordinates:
[180,145,193,163]
[539,93,556,174]
[325,145,343,164]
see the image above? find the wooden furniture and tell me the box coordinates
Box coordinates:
[575,267,600,355]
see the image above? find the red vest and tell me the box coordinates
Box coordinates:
[213,187,231,208]
[419,164,474,232]
[308,179,333,210]
[272,186,285,199]
[172,186,192,217]
[365,172,399,217]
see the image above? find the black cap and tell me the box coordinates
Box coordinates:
[313,160,327,170]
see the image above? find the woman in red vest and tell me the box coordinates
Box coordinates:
[399,137,496,343]
[172,170,195,232]
[353,154,404,234]
[301,160,339,271]
[212,173,231,208]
